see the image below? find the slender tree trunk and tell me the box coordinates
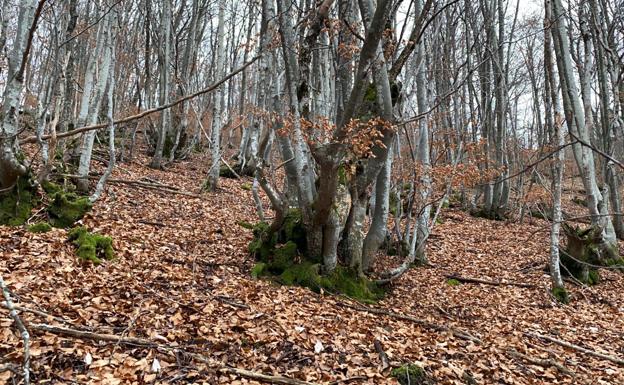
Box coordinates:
[205,1,226,191]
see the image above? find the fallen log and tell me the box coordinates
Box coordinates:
[30,324,319,385]
[335,301,481,343]
[446,274,536,289]
[526,331,624,366]
[507,348,575,376]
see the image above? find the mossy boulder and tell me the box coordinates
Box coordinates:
[28,222,52,233]
[248,222,277,261]
[391,364,433,385]
[561,224,621,285]
[0,176,39,226]
[68,226,114,264]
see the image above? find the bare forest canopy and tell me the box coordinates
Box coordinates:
[1,0,624,384]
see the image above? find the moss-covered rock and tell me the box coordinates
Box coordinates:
[47,190,92,228]
[0,176,38,226]
[551,286,570,304]
[446,278,460,286]
[240,183,252,191]
[68,226,114,264]
[391,364,432,385]
[28,222,52,233]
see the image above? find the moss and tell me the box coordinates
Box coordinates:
[319,266,385,303]
[270,241,298,273]
[364,83,377,103]
[68,226,114,264]
[251,262,267,279]
[219,164,238,179]
[391,364,429,385]
[605,257,624,272]
[47,190,92,228]
[280,262,321,287]
[248,222,277,261]
[0,176,39,226]
[551,286,570,304]
[337,165,348,186]
[28,222,52,233]
[240,183,252,191]
[446,278,460,286]
[41,180,62,195]
[237,220,254,230]
[279,208,306,251]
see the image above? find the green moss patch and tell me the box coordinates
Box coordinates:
[246,211,384,302]
[251,262,267,279]
[0,176,39,226]
[46,188,92,228]
[68,226,114,264]
[446,278,460,286]
[391,364,432,385]
[28,222,52,233]
[551,286,570,304]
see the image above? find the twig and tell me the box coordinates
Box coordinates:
[507,348,575,376]
[374,339,390,371]
[446,274,537,288]
[0,276,31,385]
[335,301,481,343]
[526,331,624,366]
[30,324,318,385]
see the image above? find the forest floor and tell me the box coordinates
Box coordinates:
[1,149,623,385]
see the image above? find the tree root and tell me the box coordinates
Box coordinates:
[30,323,319,385]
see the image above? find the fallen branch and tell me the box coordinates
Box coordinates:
[20,56,261,145]
[1,276,31,385]
[526,331,624,366]
[30,324,318,385]
[446,274,536,289]
[56,174,201,198]
[335,301,481,343]
[507,348,575,376]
